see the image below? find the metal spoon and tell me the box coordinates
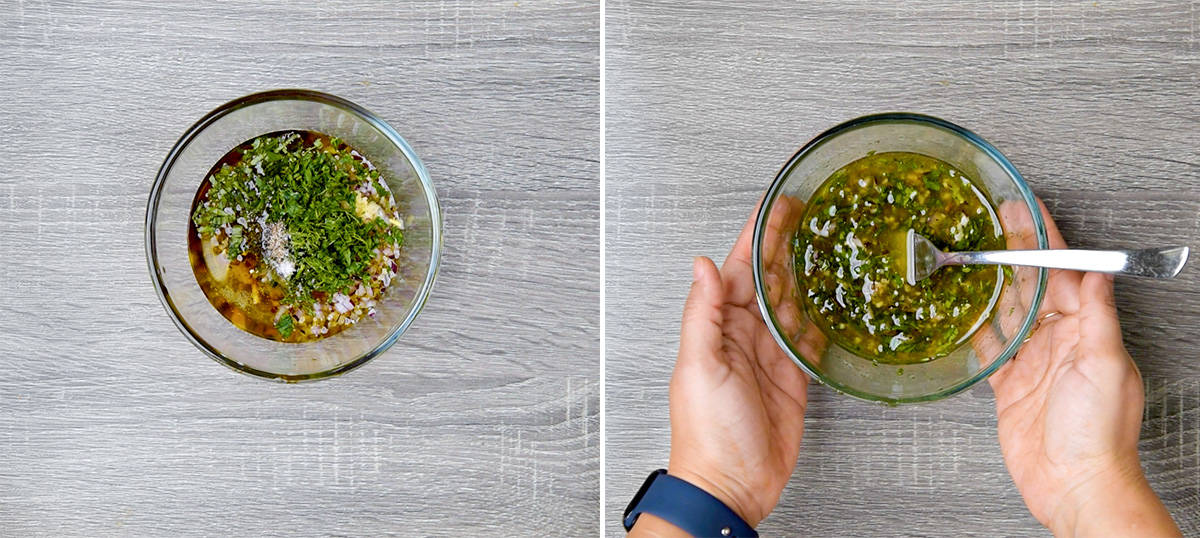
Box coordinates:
[904,229,1190,285]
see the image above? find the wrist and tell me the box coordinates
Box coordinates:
[1049,463,1179,537]
[625,469,760,537]
[667,464,762,527]
[628,513,690,537]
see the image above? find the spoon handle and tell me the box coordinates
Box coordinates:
[942,246,1190,278]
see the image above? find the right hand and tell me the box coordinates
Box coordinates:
[989,200,1179,537]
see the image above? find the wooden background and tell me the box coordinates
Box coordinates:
[0,1,598,536]
[605,0,1199,535]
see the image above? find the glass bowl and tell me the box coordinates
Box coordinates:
[753,113,1048,404]
[145,90,442,382]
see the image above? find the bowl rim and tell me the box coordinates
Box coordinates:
[752,112,1048,404]
[144,89,443,382]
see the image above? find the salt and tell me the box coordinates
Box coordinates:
[259,220,295,280]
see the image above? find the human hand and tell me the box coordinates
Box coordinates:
[989,200,1180,537]
[632,202,823,536]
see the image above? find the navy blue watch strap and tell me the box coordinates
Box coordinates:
[623,469,758,537]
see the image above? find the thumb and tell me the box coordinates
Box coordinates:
[678,256,725,365]
[1078,272,1126,357]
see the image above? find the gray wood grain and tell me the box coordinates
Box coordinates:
[605,1,1199,536]
[0,0,598,536]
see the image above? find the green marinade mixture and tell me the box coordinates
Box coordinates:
[793,152,1003,363]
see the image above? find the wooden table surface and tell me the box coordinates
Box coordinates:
[0,1,598,535]
[605,1,1199,535]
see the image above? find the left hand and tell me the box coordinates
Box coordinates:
[664,204,820,528]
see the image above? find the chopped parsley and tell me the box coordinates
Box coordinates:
[192,132,405,308]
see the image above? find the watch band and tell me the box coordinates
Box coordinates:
[623,469,758,537]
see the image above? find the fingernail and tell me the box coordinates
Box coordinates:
[692,257,702,282]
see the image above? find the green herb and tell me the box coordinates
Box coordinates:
[275,313,294,338]
[227,225,245,257]
[923,170,943,191]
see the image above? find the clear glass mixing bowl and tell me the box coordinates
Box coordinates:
[145,90,442,382]
[753,113,1047,403]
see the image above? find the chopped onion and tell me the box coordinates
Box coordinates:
[332,293,353,313]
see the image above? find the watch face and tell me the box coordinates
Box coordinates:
[623,469,668,530]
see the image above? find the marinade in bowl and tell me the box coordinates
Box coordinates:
[753,113,1047,403]
[188,131,407,343]
[794,152,1004,364]
[146,90,441,382]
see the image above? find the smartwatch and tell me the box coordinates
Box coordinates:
[622,469,758,537]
